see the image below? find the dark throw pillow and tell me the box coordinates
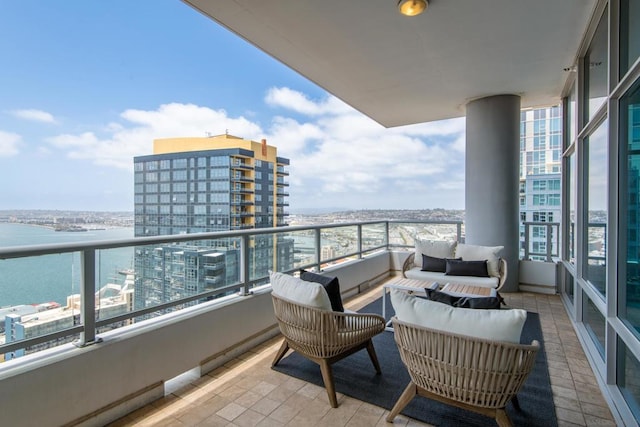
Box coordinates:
[445,259,490,277]
[421,255,462,272]
[422,288,501,309]
[421,288,459,305]
[299,269,344,312]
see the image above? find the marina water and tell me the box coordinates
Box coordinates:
[0,223,134,307]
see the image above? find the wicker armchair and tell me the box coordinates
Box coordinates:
[271,293,385,407]
[402,252,508,292]
[387,318,539,426]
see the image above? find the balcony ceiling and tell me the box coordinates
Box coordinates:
[183,0,597,127]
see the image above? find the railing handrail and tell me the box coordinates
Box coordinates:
[0,220,392,260]
[521,221,560,261]
[0,218,490,359]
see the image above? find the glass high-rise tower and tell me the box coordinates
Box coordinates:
[133,134,293,310]
[519,105,563,260]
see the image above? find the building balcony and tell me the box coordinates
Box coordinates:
[230,212,253,218]
[230,163,252,170]
[230,199,254,206]
[107,282,613,427]
[231,188,254,195]
[0,221,614,425]
[232,175,254,183]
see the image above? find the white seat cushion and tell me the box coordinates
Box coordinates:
[404,267,499,288]
[455,243,504,278]
[270,271,332,310]
[414,239,457,268]
[390,289,526,343]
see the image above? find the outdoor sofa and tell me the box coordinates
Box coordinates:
[402,239,507,291]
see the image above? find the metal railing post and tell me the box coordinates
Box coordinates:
[546,223,553,262]
[385,221,390,249]
[456,223,462,242]
[315,227,322,271]
[240,234,251,295]
[357,224,363,259]
[77,249,99,347]
[524,223,530,260]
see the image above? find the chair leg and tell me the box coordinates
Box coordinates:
[495,409,513,427]
[319,359,339,408]
[271,340,290,367]
[386,382,417,422]
[366,339,381,374]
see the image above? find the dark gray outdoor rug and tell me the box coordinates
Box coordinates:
[272,297,557,426]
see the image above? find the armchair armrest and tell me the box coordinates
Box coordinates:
[402,252,415,278]
[332,311,385,333]
[496,258,508,292]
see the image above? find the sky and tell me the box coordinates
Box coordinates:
[0,1,466,213]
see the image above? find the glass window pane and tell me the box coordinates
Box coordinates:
[565,268,575,302]
[584,119,608,296]
[619,78,640,335]
[569,152,577,264]
[583,293,606,357]
[620,0,640,78]
[568,85,577,145]
[617,338,640,419]
[584,7,608,123]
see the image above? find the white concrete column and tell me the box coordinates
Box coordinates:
[465,95,520,292]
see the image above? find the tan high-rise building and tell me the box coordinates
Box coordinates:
[133,134,293,310]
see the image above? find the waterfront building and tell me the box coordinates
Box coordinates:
[519,106,563,260]
[3,283,133,361]
[133,134,293,310]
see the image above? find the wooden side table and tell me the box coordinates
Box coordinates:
[440,283,497,298]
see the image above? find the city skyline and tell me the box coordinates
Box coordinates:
[0,1,466,212]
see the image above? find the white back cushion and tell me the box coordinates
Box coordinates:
[270,271,332,311]
[455,243,504,278]
[390,289,526,343]
[414,239,457,268]
[404,268,499,288]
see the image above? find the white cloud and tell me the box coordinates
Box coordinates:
[265,87,352,116]
[10,109,57,124]
[0,131,21,157]
[36,146,53,156]
[260,88,466,207]
[41,89,466,208]
[45,103,264,170]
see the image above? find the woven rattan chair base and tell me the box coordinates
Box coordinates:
[271,293,385,407]
[386,318,539,426]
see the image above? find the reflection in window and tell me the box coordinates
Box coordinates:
[565,268,574,302]
[620,0,640,78]
[584,7,608,122]
[620,79,640,335]
[568,152,576,264]
[584,119,608,296]
[583,294,606,357]
[617,338,640,420]
[568,84,577,144]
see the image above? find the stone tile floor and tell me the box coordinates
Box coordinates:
[108,280,616,426]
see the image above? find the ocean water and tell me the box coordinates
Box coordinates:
[0,224,134,307]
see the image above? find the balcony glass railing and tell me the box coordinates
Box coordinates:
[520,221,561,261]
[1,218,560,362]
